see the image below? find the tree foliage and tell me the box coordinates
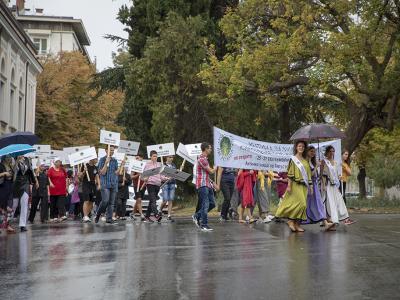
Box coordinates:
[35,52,124,149]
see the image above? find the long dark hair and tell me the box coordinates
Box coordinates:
[324,145,335,158]
[293,140,308,159]
[342,149,350,164]
[307,145,317,166]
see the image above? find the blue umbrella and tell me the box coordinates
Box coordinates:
[0,144,36,158]
[0,131,39,148]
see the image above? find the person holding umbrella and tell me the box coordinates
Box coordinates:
[275,141,312,232]
[12,155,38,232]
[0,155,15,233]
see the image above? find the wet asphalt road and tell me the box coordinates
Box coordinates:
[1,214,400,300]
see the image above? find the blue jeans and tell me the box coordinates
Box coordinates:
[97,187,117,221]
[195,187,215,226]
[162,183,176,201]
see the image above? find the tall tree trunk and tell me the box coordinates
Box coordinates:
[280,100,290,143]
[343,106,374,155]
[357,166,367,198]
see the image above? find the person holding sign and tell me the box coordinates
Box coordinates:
[28,163,50,224]
[159,155,176,222]
[236,169,256,224]
[275,141,312,233]
[132,153,145,221]
[320,146,355,230]
[142,150,165,223]
[192,142,218,232]
[116,160,132,220]
[95,146,119,224]
[79,159,100,223]
[216,167,236,221]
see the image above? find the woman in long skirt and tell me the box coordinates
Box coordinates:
[303,146,332,228]
[236,169,256,223]
[321,146,355,231]
[275,141,312,232]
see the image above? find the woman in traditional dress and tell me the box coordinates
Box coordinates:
[236,169,256,223]
[303,146,333,228]
[321,146,355,231]
[275,141,312,232]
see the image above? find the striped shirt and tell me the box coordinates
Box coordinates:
[98,156,119,189]
[196,154,211,189]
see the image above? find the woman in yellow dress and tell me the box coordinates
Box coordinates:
[275,141,313,232]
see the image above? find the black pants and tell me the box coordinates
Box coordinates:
[145,184,160,218]
[116,197,127,217]
[340,182,347,204]
[220,181,235,219]
[50,195,66,219]
[28,195,49,223]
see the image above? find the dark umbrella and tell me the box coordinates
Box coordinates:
[0,131,39,148]
[290,123,345,161]
[290,123,345,141]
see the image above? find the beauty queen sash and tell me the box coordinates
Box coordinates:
[324,159,340,188]
[291,156,309,187]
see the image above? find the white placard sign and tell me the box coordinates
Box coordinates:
[147,143,175,158]
[185,143,202,157]
[161,167,191,182]
[33,144,51,156]
[129,159,146,174]
[68,147,98,166]
[47,150,65,160]
[176,143,196,165]
[214,127,342,172]
[118,140,140,155]
[114,152,126,165]
[100,130,120,146]
[63,146,90,155]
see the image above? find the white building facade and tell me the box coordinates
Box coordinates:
[0,0,42,135]
[12,0,90,58]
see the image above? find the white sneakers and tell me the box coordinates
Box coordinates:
[263,215,275,223]
[82,216,91,223]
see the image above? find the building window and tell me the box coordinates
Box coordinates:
[18,96,24,130]
[33,38,48,54]
[10,89,15,128]
[0,81,6,123]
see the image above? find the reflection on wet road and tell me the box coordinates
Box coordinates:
[1,214,400,299]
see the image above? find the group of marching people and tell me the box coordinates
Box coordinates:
[0,145,178,234]
[1,139,354,234]
[191,141,354,232]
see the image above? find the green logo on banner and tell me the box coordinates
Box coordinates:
[219,136,233,160]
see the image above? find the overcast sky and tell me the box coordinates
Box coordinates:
[21,0,131,70]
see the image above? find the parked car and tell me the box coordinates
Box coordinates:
[126,186,167,216]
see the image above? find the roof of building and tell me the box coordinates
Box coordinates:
[16,14,91,46]
[0,1,42,72]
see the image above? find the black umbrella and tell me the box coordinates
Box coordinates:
[290,123,345,161]
[290,123,345,141]
[0,131,39,148]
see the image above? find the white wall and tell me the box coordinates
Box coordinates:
[0,16,40,135]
